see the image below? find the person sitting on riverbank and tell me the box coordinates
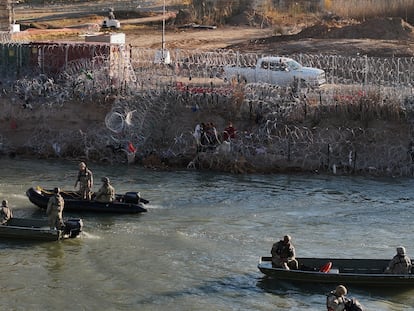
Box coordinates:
[385,246,412,274]
[223,121,236,141]
[0,199,13,225]
[94,177,116,203]
[271,235,298,270]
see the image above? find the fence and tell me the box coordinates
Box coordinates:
[2,43,414,175]
[129,48,414,87]
[2,43,414,89]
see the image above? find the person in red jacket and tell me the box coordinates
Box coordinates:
[223,121,236,141]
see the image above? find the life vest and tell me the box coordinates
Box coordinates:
[320,261,332,273]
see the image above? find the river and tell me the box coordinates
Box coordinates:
[0,157,413,310]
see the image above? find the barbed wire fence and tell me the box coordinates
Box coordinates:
[2,43,414,175]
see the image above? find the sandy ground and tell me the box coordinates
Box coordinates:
[12,2,414,57]
[125,26,275,50]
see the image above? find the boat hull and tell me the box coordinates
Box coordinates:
[0,218,83,241]
[26,187,147,214]
[258,256,414,287]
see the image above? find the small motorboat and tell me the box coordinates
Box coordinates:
[0,217,83,241]
[258,256,414,287]
[26,186,148,214]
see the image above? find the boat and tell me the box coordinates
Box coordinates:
[26,186,148,214]
[258,256,414,286]
[0,217,83,241]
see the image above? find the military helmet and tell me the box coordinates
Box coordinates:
[335,285,347,296]
[397,246,406,256]
[1,199,7,206]
[54,187,60,194]
[101,177,110,184]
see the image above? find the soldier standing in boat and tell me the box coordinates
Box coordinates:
[94,177,116,203]
[46,187,64,230]
[0,199,13,224]
[74,161,93,200]
[271,234,298,270]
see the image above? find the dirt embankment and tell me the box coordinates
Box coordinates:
[3,7,414,175]
[229,17,414,57]
[12,3,414,57]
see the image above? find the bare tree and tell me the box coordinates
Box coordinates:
[190,0,252,24]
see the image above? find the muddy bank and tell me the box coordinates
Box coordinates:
[1,82,414,177]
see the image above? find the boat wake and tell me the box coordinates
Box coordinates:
[81,232,101,240]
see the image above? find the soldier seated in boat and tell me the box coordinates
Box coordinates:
[271,234,298,270]
[0,199,13,225]
[385,246,412,274]
[94,177,116,203]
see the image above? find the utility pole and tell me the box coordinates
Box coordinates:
[161,0,166,62]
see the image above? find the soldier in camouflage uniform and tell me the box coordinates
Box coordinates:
[0,199,13,224]
[326,285,347,311]
[46,187,64,230]
[95,177,116,203]
[271,235,298,270]
[74,162,94,200]
[385,246,412,274]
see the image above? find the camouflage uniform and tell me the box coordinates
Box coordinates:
[46,189,64,229]
[95,177,116,203]
[0,200,13,224]
[385,246,412,274]
[75,162,93,200]
[326,285,347,311]
[271,235,298,270]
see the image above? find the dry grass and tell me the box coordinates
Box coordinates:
[328,0,414,20]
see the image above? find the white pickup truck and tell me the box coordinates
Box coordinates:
[224,56,326,87]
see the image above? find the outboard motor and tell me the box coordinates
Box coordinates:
[63,218,83,238]
[124,192,140,204]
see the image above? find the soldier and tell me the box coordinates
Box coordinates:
[46,187,64,230]
[271,234,298,270]
[326,285,348,311]
[385,246,412,274]
[108,7,115,20]
[74,162,93,200]
[95,177,116,203]
[0,199,13,224]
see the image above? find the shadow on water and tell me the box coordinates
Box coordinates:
[134,273,262,305]
[0,239,51,249]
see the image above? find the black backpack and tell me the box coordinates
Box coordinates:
[345,298,364,311]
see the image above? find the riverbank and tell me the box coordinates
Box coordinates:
[2,2,414,176]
